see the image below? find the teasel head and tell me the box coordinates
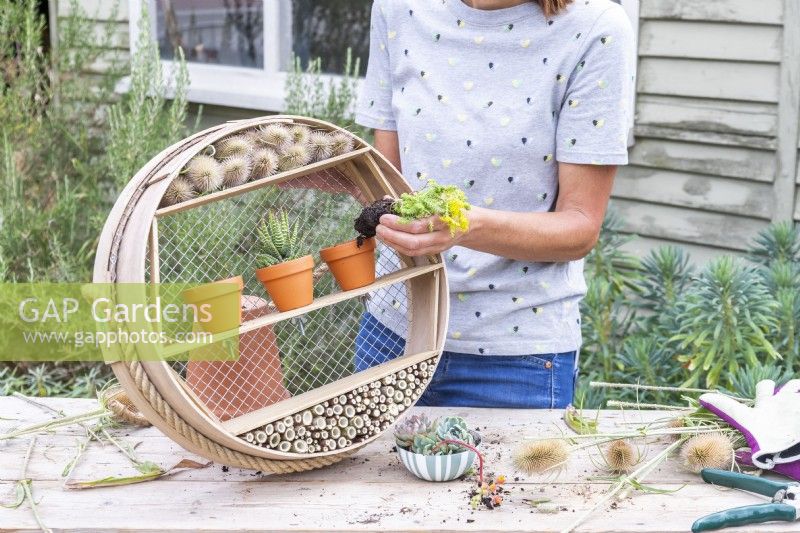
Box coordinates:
[278,143,312,171]
[513,439,570,476]
[680,433,734,473]
[161,177,197,207]
[184,155,224,193]
[308,131,335,161]
[603,439,638,473]
[215,135,253,159]
[221,156,252,188]
[257,123,292,150]
[330,132,355,156]
[289,124,311,145]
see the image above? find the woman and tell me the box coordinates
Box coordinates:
[354,0,634,408]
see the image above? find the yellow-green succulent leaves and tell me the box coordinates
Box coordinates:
[393,180,471,236]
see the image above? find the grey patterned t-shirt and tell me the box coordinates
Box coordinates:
[356,0,634,355]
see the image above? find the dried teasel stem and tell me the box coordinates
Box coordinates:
[184,155,224,193]
[214,135,253,159]
[264,423,274,436]
[275,421,286,434]
[301,410,313,426]
[514,439,570,476]
[221,155,252,187]
[312,404,324,416]
[284,428,296,441]
[282,416,294,427]
[307,130,335,161]
[344,405,356,418]
[250,148,278,180]
[244,432,255,443]
[332,404,343,416]
[680,433,734,473]
[278,441,291,453]
[292,440,308,454]
[330,427,341,439]
[313,416,326,430]
[254,431,267,444]
[161,177,196,207]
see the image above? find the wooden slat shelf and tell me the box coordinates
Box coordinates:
[222,349,439,436]
[158,262,443,359]
[154,147,373,218]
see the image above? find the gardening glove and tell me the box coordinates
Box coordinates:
[737,450,800,482]
[699,379,800,469]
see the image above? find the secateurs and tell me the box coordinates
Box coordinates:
[692,469,799,532]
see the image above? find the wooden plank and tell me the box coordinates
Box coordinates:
[638,58,780,103]
[640,0,782,25]
[613,166,774,219]
[636,95,777,137]
[221,350,437,435]
[59,0,129,21]
[628,138,776,182]
[0,398,792,533]
[159,263,444,358]
[639,20,781,63]
[634,124,777,151]
[610,198,767,251]
[155,148,373,218]
[772,0,800,222]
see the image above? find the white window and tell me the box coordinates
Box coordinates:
[128,0,371,110]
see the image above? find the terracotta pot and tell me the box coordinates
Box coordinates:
[181,275,243,334]
[320,237,376,291]
[255,255,314,311]
[187,295,291,421]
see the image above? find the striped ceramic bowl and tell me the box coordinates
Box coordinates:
[396,433,481,482]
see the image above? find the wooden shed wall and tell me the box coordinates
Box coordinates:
[616,0,797,262]
[61,0,799,262]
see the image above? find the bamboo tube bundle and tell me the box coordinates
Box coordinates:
[93,116,448,473]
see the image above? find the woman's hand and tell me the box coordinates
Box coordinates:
[376,213,469,257]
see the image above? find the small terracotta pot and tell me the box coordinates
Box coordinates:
[255,255,314,311]
[186,295,291,421]
[320,237,376,291]
[181,275,244,334]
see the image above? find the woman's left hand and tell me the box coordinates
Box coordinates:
[376,213,468,257]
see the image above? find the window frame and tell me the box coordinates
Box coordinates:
[127,0,360,111]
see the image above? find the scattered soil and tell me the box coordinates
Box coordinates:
[354,198,396,244]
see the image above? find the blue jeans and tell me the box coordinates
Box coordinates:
[355,312,577,408]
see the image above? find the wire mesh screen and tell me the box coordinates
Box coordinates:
[153,166,411,421]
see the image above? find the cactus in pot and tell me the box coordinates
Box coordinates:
[254,210,314,311]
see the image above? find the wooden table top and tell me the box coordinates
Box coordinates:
[0,396,790,532]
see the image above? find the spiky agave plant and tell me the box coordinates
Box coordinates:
[749,221,800,266]
[759,260,800,365]
[214,135,253,160]
[184,155,224,193]
[255,210,308,268]
[672,256,780,389]
[221,156,252,187]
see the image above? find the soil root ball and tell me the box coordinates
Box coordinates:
[354,198,396,244]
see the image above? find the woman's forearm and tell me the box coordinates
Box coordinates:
[461,206,601,263]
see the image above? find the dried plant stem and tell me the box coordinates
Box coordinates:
[18,437,53,533]
[560,438,685,533]
[607,400,691,410]
[0,408,108,441]
[590,381,715,394]
[524,426,723,442]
